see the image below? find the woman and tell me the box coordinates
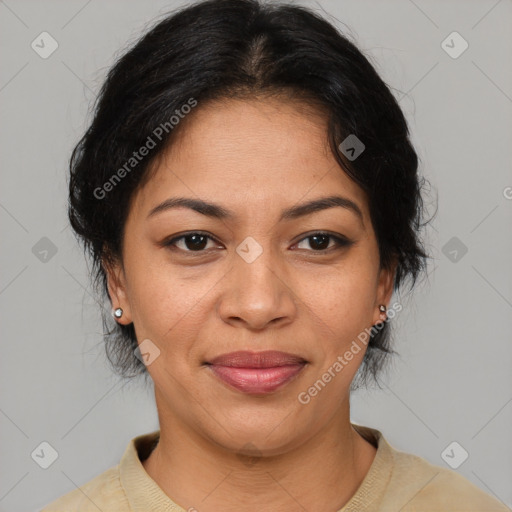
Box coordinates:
[42,0,509,510]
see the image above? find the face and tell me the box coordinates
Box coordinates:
[106,96,394,455]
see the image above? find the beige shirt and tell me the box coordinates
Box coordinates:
[41,424,510,511]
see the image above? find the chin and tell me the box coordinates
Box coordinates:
[199,404,306,456]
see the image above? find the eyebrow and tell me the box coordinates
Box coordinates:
[147,195,364,223]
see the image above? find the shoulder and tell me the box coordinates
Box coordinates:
[385,448,510,511]
[40,465,130,512]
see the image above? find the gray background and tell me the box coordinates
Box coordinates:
[0,0,511,510]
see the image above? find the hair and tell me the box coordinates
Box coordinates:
[68,0,430,388]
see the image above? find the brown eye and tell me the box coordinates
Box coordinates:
[294,232,353,252]
[165,232,218,252]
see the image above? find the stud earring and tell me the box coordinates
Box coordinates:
[113,307,123,319]
[379,305,386,313]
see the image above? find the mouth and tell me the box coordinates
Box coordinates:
[204,350,308,394]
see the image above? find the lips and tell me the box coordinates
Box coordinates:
[205,350,307,394]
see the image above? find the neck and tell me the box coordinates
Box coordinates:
[142,395,376,512]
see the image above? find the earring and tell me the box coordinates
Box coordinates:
[378,305,386,313]
[113,307,123,319]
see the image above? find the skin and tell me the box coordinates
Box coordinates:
[105,96,395,512]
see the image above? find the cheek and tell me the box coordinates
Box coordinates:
[301,264,379,366]
[123,249,209,342]
[312,262,378,321]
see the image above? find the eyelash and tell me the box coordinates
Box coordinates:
[163,231,353,254]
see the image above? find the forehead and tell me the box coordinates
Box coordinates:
[131,97,369,220]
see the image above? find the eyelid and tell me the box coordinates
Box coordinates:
[162,231,222,251]
[292,231,354,251]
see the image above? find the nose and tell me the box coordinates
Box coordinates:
[216,245,297,331]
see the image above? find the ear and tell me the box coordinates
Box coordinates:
[102,252,132,325]
[372,260,397,325]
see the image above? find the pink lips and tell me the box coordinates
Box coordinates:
[206,350,307,394]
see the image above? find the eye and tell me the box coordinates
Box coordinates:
[163,231,353,254]
[293,232,353,252]
[164,232,221,252]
